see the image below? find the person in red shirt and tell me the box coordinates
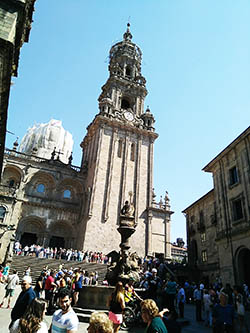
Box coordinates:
[44,271,57,313]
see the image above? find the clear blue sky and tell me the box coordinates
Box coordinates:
[7,0,250,244]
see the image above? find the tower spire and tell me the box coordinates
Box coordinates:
[123,22,132,42]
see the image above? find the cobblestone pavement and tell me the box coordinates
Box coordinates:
[0,285,249,332]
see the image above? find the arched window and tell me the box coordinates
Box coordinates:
[0,206,6,222]
[121,98,130,109]
[8,179,15,187]
[118,139,123,158]
[63,189,71,199]
[130,143,135,161]
[36,183,45,193]
[126,66,131,77]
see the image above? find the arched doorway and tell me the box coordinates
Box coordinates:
[17,217,45,247]
[20,232,37,247]
[49,236,65,248]
[236,247,250,286]
[48,221,75,249]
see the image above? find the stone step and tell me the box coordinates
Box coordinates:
[10,255,107,285]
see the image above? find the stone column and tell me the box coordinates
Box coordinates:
[102,128,117,222]
[89,125,104,217]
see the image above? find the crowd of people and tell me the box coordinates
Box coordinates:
[14,241,107,264]
[0,248,249,332]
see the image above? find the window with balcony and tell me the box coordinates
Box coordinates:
[229,166,239,186]
[232,198,243,221]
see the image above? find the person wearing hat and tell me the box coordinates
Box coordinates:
[212,289,235,333]
[148,268,162,303]
[9,276,36,328]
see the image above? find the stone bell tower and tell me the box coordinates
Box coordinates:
[78,24,160,256]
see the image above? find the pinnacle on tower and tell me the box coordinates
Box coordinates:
[123,23,133,42]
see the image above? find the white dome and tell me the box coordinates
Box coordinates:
[19,119,74,164]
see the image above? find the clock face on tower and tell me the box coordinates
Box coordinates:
[123,110,134,122]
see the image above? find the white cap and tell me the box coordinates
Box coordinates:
[152,268,157,273]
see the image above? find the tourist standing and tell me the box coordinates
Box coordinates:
[9,298,48,333]
[193,284,203,322]
[148,268,162,303]
[107,281,125,333]
[141,299,168,333]
[3,262,10,281]
[203,289,212,327]
[0,265,4,283]
[177,284,185,318]
[44,271,57,313]
[233,286,249,333]
[164,276,177,311]
[24,266,31,276]
[10,276,36,327]
[34,272,46,298]
[50,288,79,333]
[0,269,19,309]
[212,289,235,333]
[73,269,83,306]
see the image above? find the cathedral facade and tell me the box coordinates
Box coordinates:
[0,25,172,263]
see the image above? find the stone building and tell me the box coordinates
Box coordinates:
[0,0,36,180]
[0,120,85,263]
[183,126,250,286]
[0,25,173,263]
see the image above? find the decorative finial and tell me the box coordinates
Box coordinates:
[164,191,170,210]
[123,23,132,42]
[51,147,56,160]
[68,152,73,165]
[13,137,19,151]
[152,188,156,203]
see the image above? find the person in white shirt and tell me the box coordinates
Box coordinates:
[50,288,78,333]
[203,289,212,327]
[0,270,19,308]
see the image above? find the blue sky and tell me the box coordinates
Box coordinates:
[7,1,250,243]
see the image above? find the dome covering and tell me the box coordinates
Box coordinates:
[19,119,73,164]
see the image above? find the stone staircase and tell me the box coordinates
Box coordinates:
[10,255,108,285]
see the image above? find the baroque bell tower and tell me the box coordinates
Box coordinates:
[78,24,169,257]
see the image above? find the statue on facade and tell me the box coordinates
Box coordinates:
[51,147,56,160]
[121,200,134,217]
[68,152,73,165]
[106,191,140,285]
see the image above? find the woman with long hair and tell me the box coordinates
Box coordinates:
[9,298,48,333]
[107,281,125,333]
